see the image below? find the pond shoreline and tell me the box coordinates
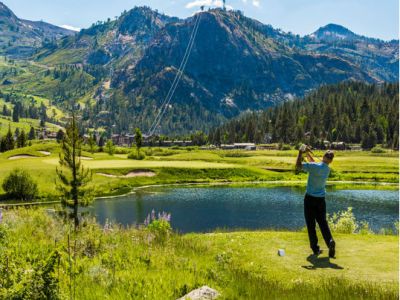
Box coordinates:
[95,180,399,200]
[0,180,397,208]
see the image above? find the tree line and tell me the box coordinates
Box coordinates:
[208,82,399,149]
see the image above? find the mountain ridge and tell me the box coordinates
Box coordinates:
[0,1,74,57]
[0,4,398,135]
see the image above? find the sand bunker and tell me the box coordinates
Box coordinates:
[8,154,38,160]
[97,171,156,178]
[38,151,51,155]
[80,156,93,160]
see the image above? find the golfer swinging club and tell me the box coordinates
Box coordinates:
[296,145,336,258]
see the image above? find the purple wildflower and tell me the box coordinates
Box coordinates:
[144,214,151,226]
[143,209,171,226]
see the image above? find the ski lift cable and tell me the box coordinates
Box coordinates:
[148,12,202,135]
[149,12,202,135]
[148,13,201,135]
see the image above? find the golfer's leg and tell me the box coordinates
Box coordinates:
[304,195,318,252]
[315,198,333,247]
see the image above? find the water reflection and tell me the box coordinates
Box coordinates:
[88,186,399,233]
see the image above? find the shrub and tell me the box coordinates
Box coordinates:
[114,147,130,154]
[105,140,115,155]
[9,250,61,299]
[144,210,172,244]
[281,144,292,150]
[128,150,145,160]
[2,169,38,201]
[219,150,251,157]
[148,148,177,156]
[327,207,358,234]
[371,146,386,153]
[144,148,154,156]
[358,221,372,235]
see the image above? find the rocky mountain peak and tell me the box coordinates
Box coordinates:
[0,1,17,20]
[310,23,357,41]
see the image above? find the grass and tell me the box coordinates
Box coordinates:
[0,209,397,299]
[0,143,398,199]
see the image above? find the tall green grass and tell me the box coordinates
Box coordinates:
[0,209,397,299]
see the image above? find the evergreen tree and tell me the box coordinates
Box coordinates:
[135,127,143,155]
[12,106,19,122]
[2,104,10,116]
[56,129,64,143]
[105,140,115,156]
[88,134,96,154]
[17,129,27,148]
[28,126,36,140]
[14,128,20,141]
[56,113,92,230]
[98,135,105,152]
[4,125,14,151]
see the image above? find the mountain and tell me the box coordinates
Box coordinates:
[0,1,74,58]
[35,6,179,66]
[305,23,399,82]
[109,9,387,133]
[309,24,358,41]
[0,6,398,135]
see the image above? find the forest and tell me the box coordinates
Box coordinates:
[208,82,399,149]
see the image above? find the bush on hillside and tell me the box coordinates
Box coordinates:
[371,146,386,153]
[2,169,38,201]
[128,150,145,160]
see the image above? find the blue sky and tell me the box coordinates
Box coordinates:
[2,0,399,40]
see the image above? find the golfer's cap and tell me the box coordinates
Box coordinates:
[324,150,334,160]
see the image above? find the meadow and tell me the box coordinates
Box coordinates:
[0,209,397,299]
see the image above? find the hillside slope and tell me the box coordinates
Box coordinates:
[0,1,74,58]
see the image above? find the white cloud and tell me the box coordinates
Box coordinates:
[185,0,228,9]
[60,24,80,32]
[252,0,260,7]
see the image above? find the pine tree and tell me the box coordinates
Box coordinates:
[17,129,27,148]
[135,127,143,155]
[98,136,105,151]
[56,113,92,230]
[4,125,14,151]
[12,106,19,122]
[105,140,115,155]
[88,134,96,154]
[28,126,36,140]
[56,129,64,143]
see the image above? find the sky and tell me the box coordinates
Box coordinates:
[2,0,399,40]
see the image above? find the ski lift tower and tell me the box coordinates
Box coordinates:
[223,0,226,10]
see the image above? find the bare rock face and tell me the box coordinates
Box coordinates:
[177,285,219,300]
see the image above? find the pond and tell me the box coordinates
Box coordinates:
[88,186,399,233]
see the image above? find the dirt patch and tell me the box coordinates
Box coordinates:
[97,171,156,178]
[102,80,111,90]
[8,154,38,160]
[38,151,51,155]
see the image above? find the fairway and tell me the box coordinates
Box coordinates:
[186,231,399,284]
[0,144,398,198]
[43,157,240,169]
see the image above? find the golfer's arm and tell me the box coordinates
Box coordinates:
[306,152,315,162]
[295,151,303,173]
